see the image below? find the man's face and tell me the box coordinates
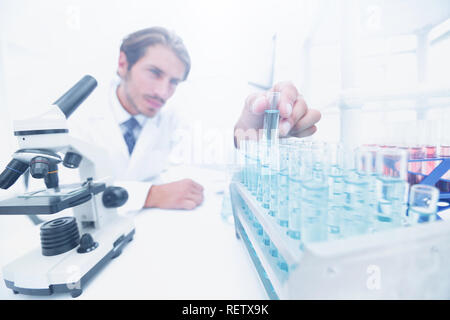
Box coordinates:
[118,44,186,118]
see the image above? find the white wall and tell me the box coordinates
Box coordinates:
[0,0,314,169]
[1,0,449,165]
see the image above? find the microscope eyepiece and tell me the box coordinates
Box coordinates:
[0,159,29,190]
[53,75,98,119]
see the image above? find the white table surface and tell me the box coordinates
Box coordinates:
[0,165,267,300]
[2,164,449,300]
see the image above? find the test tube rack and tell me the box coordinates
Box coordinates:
[230,181,450,299]
[408,157,450,207]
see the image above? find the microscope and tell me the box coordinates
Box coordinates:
[0,75,135,298]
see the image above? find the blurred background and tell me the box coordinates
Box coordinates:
[0,0,449,169]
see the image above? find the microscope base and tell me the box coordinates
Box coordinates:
[2,216,135,298]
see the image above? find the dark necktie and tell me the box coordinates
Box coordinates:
[122,117,140,155]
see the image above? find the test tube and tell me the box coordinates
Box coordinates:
[268,143,280,217]
[300,141,329,244]
[438,117,450,193]
[408,145,425,185]
[238,140,247,185]
[246,140,259,195]
[340,146,371,238]
[408,184,440,224]
[422,120,439,176]
[277,143,290,227]
[287,141,310,242]
[257,140,271,209]
[327,143,345,239]
[375,147,409,230]
[438,144,450,193]
[355,145,379,231]
[263,92,280,142]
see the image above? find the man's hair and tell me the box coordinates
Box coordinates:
[120,27,191,80]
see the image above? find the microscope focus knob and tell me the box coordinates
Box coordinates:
[102,186,129,208]
[30,156,49,179]
[77,233,98,254]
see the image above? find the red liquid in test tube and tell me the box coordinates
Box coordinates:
[423,145,437,176]
[380,145,396,176]
[408,146,424,185]
[438,145,450,193]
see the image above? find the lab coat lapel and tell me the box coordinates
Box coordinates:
[126,117,159,178]
[101,108,130,160]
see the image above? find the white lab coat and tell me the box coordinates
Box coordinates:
[67,76,181,212]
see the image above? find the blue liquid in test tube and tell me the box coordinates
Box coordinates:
[408,184,440,225]
[268,149,279,217]
[326,143,345,239]
[263,91,280,142]
[376,177,409,228]
[327,164,345,239]
[277,144,290,227]
[375,148,409,231]
[299,142,329,244]
[300,164,329,244]
[257,142,270,209]
[287,156,301,239]
[287,144,309,241]
[259,92,280,210]
[248,141,259,196]
[340,170,370,237]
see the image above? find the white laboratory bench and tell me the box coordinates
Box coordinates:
[0,165,267,300]
[1,164,450,300]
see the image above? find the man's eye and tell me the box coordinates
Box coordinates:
[149,69,160,76]
[170,80,179,86]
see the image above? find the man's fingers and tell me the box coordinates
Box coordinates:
[291,109,321,134]
[190,181,204,192]
[278,97,309,136]
[180,199,197,210]
[187,191,204,206]
[290,125,317,138]
[273,82,298,119]
[244,92,270,115]
[250,94,270,115]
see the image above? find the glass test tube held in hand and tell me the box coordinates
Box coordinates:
[263,92,281,143]
[408,184,440,225]
[375,147,409,230]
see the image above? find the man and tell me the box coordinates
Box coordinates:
[114,27,204,211]
[71,26,320,212]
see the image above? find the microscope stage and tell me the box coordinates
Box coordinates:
[0,182,106,215]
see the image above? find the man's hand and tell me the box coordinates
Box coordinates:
[145,179,204,210]
[234,81,321,148]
